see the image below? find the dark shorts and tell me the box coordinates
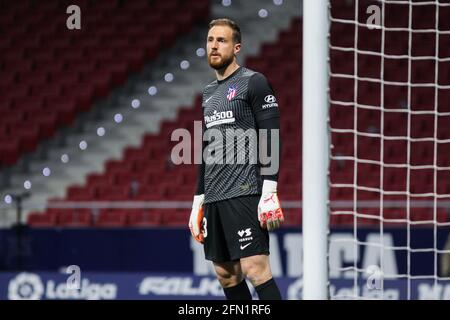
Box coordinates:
[203,195,270,263]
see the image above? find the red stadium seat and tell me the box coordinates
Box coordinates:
[134,185,166,201]
[27,211,58,227]
[128,209,162,227]
[0,140,20,166]
[66,185,95,201]
[95,185,130,200]
[34,113,58,139]
[283,209,302,226]
[84,174,112,188]
[95,209,128,227]
[16,125,40,153]
[22,3,447,231]
[58,209,93,227]
[161,209,190,227]
[3,0,207,172]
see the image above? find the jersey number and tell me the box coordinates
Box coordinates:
[202,217,208,238]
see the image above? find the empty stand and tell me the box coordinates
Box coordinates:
[0,0,208,168]
[24,4,449,228]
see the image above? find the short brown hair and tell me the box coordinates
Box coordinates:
[208,18,241,44]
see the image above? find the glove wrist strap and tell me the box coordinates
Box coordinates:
[262,180,277,195]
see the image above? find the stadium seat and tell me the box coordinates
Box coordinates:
[27,211,58,227]
[1,0,210,169]
[283,209,302,226]
[128,209,162,227]
[161,209,190,226]
[28,5,449,229]
[58,209,93,227]
[95,209,128,227]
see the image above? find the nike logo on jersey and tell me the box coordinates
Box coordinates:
[205,96,213,103]
[240,243,252,250]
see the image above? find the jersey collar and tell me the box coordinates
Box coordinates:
[217,66,242,84]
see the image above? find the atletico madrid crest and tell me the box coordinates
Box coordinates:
[227,86,237,101]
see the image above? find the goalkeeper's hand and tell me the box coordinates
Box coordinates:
[258,180,284,231]
[189,194,205,244]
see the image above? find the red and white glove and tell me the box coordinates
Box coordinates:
[189,194,205,243]
[258,180,284,231]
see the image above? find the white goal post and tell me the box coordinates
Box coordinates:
[303,0,450,300]
[302,0,330,300]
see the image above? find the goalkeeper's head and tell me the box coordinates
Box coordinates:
[207,18,241,70]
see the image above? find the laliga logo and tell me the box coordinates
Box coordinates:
[8,273,44,300]
[7,272,117,300]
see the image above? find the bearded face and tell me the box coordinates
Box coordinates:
[208,48,234,70]
[206,25,240,71]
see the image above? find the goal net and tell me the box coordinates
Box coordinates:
[328,0,450,299]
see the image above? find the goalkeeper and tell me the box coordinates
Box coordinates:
[189,18,284,300]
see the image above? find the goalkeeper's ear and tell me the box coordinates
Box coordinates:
[233,42,241,56]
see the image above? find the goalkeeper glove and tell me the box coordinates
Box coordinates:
[189,194,205,243]
[258,180,284,231]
